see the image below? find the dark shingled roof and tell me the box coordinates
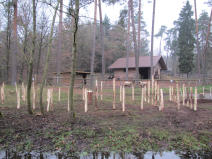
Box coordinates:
[108,56,167,70]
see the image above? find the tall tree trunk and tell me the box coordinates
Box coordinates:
[56,0,63,85]
[11,0,17,85]
[194,0,201,79]
[36,31,43,75]
[202,9,212,84]
[6,2,12,82]
[150,0,156,78]
[20,27,28,82]
[130,0,139,80]
[68,0,79,119]
[39,1,59,115]
[126,0,130,80]
[138,0,141,56]
[90,0,97,89]
[98,0,105,79]
[27,0,36,115]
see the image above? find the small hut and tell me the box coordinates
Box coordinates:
[108,56,167,80]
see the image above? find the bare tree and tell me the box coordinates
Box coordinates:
[68,0,79,119]
[150,0,156,78]
[194,0,201,78]
[98,0,105,79]
[137,0,141,56]
[56,0,63,84]
[36,12,49,75]
[39,1,59,115]
[90,0,97,89]
[5,0,12,81]
[202,9,212,83]
[26,0,36,115]
[126,0,130,80]
[11,0,18,85]
[129,0,139,80]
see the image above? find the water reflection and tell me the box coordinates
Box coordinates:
[0,150,211,159]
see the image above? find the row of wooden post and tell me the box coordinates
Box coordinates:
[82,79,165,112]
[169,83,198,111]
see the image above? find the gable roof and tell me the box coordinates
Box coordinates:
[108,56,167,70]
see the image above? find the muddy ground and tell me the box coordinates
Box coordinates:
[0,92,212,155]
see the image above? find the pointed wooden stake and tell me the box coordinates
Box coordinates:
[148,80,150,103]
[32,82,36,110]
[84,88,88,112]
[159,89,164,111]
[122,85,125,112]
[47,89,50,112]
[17,88,20,109]
[120,84,122,102]
[190,87,193,109]
[58,87,61,101]
[100,81,103,100]
[21,82,26,102]
[113,78,116,109]
[95,79,98,100]
[1,83,5,104]
[132,83,134,101]
[202,87,205,96]
[141,87,144,110]
[67,90,70,112]
[177,84,180,110]
[182,84,185,106]
[194,87,197,111]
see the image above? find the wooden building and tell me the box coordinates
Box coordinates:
[108,56,167,80]
[52,71,90,86]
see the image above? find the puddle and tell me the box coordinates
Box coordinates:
[0,150,212,159]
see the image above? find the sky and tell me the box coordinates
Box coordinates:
[80,0,211,56]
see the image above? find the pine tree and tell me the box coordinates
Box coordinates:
[177,1,195,77]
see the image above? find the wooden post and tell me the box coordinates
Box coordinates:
[21,82,26,102]
[151,76,154,105]
[159,89,164,111]
[120,84,122,102]
[50,88,53,110]
[17,88,20,109]
[154,81,157,105]
[177,83,180,110]
[100,81,103,100]
[32,82,36,110]
[122,85,125,112]
[144,85,147,102]
[141,87,143,110]
[84,88,88,112]
[182,84,185,106]
[113,78,116,109]
[194,87,197,111]
[67,90,70,112]
[148,80,150,103]
[190,87,193,109]
[47,89,50,112]
[1,83,5,104]
[169,86,171,101]
[186,87,189,107]
[157,83,160,102]
[95,79,98,100]
[58,87,61,101]
[132,83,134,101]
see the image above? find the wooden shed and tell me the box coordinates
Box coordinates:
[108,56,167,80]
